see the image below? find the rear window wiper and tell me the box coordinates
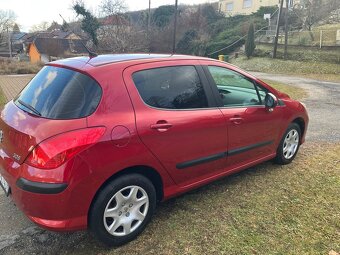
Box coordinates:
[17,99,41,116]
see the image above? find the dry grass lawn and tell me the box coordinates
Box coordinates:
[57,143,340,255]
[262,79,308,100]
[0,59,42,75]
[109,143,340,255]
[231,57,340,83]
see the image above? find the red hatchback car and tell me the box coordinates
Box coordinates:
[0,54,308,246]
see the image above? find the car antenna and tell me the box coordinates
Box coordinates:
[59,14,98,58]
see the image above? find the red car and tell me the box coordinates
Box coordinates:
[0,54,308,246]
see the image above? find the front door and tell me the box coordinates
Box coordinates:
[203,64,284,168]
[123,61,228,187]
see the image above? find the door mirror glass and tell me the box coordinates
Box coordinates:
[265,93,278,109]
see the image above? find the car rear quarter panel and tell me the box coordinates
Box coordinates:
[85,64,176,200]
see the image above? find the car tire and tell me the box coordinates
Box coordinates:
[89,174,156,246]
[275,123,301,165]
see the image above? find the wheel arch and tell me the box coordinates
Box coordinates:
[88,165,164,222]
[292,117,305,141]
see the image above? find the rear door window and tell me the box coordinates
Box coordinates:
[132,66,208,109]
[14,66,102,119]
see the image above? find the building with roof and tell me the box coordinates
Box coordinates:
[27,37,88,63]
[0,32,27,57]
[218,0,297,16]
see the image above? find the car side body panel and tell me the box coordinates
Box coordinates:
[0,55,309,233]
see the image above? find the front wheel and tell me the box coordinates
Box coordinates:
[89,174,156,246]
[275,123,301,165]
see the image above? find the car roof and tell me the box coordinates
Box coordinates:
[49,53,212,70]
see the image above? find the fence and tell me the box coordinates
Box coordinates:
[256,29,340,48]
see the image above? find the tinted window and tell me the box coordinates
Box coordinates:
[208,66,262,107]
[132,66,208,109]
[14,66,102,119]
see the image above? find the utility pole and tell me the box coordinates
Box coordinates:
[147,0,151,36]
[284,0,289,59]
[273,0,284,58]
[147,0,151,51]
[7,27,12,59]
[172,0,178,54]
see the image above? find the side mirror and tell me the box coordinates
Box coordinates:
[265,93,278,110]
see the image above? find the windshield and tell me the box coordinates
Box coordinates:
[14,66,102,120]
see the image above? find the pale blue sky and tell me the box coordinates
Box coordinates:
[0,0,216,32]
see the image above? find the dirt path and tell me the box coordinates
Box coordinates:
[0,73,339,254]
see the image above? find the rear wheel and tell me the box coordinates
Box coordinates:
[275,123,301,165]
[89,174,156,246]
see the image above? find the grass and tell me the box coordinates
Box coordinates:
[0,86,7,107]
[313,23,340,31]
[231,57,340,83]
[262,79,308,100]
[112,143,340,255]
[55,143,340,255]
[0,59,42,75]
[254,44,340,64]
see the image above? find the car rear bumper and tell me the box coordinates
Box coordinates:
[16,178,68,194]
[0,149,89,231]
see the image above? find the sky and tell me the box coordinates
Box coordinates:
[0,0,216,32]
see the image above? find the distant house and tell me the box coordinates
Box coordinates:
[28,37,88,63]
[0,32,27,57]
[218,0,298,16]
[24,31,81,46]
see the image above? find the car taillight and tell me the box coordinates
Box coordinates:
[25,127,106,169]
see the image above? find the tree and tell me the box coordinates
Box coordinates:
[152,5,175,28]
[73,1,100,46]
[176,30,198,54]
[0,10,16,44]
[245,23,255,59]
[12,23,20,32]
[200,4,223,25]
[100,0,127,16]
[97,0,147,53]
[30,21,50,32]
[293,0,340,31]
[47,21,61,31]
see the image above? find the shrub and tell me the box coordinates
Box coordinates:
[0,59,42,75]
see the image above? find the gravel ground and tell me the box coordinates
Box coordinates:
[252,72,340,142]
[0,73,339,254]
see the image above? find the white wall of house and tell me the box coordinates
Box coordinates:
[41,54,49,63]
[219,0,279,16]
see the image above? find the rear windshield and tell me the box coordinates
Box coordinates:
[14,66,102,119]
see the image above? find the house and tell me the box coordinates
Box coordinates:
[28,37,88,63]
[219,0,298,16]
[98,14,131,36]
[0,32,27,57]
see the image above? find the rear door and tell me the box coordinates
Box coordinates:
[123,61,228,187]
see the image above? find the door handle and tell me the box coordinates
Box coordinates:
[230,116,243,125]
[150,121,173,132]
